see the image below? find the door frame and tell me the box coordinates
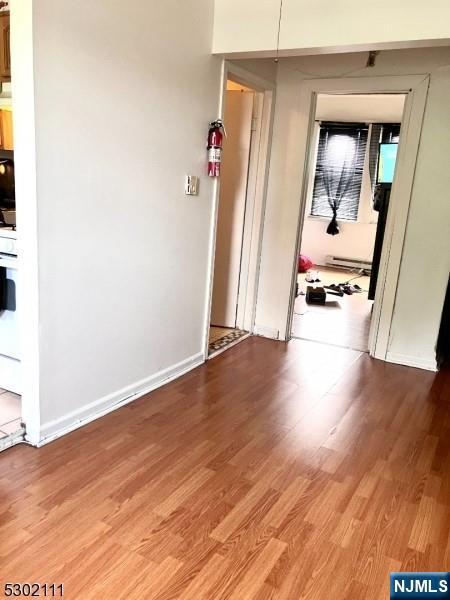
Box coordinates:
[10,0,41,445]
[202,61,276,359]
[285,75,429,360]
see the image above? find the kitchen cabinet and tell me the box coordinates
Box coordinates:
[0,108,12,149]
[0,11,10,81]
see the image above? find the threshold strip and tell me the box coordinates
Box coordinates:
[290,334,369,354]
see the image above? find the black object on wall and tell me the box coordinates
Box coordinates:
[436,277,450,366]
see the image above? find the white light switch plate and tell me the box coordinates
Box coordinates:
[185,175,199,196]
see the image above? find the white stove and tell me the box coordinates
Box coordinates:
[0,226,20,394]
[0,227,17,256]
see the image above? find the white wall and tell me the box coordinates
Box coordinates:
[315,94,406,124]
[302,221,377,268]
[301,94,405,267]
[255,48,450,370]
[26,0,221,440]
[213,0,450,56]
[388,61,450,365]
[228,58,278,84]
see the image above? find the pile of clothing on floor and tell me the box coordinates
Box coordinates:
[304,270,364,296]
[324,282,363,296]
[299,269,368,304]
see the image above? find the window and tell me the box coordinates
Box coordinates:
[311,122,368,221]
[369,123,401,190]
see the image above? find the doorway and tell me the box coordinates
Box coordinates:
[208,80,255,355]
[207,70,274,357]
[265,74,430,365]
[292,93,406,352]
[0,5,24,451]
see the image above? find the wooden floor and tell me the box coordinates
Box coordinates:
[293,267,372,352]
[1,337,449,599]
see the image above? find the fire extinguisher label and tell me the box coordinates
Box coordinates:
[208,147,221,163]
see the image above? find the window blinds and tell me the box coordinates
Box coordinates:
[311,122,369,222]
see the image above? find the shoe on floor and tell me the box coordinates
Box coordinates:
[306,270,321,283]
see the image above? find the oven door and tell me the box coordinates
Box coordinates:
[0,261,20,393]
[0,262,19,359]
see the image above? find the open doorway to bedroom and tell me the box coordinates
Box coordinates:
[292,93,406,352]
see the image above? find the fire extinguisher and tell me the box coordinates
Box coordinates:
[207,119,225,177]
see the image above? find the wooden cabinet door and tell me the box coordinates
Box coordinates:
[0,109,13,149]
[0,12,10,80]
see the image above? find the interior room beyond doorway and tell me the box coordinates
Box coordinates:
[293,92,406,352]
[293,266,371,351]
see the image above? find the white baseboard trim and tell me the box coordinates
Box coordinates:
[34,352,204,447]
[386,352,438,372]
[253,325,280,340]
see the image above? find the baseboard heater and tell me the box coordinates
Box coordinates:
[325,255,372,271]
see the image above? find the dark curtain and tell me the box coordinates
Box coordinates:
[316,123,368,235]
[323,137,357,235]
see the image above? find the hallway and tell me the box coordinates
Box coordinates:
[1,337,449,599]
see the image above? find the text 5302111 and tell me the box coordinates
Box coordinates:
[4,583,64,597]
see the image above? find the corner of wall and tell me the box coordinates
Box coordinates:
[35,352,204,447]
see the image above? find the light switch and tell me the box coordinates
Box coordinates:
[185,175,199,196]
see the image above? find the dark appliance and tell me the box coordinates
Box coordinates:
[368,125,400,300]
[0,150,15,225]
[436,277,450,366]
[369,184,391,300]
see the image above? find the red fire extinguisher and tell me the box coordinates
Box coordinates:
[207,119,225,177]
